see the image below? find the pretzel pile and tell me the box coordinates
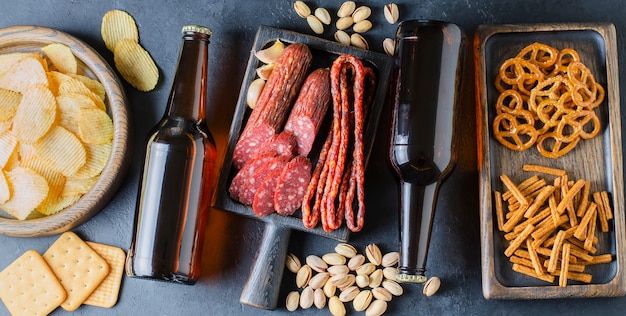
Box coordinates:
[493,42,604,158]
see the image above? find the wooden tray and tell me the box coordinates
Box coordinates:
[212,25,393,309]
[475,23,625,299]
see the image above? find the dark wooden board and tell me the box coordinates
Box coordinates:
[211,25,393,309]
[475,23,625,299]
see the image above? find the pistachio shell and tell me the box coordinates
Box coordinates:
[369,269,384,288]
[337,1,356,17]
[293,0,311,18]
[365,244,382,265]
[286,291,300,312]
[285,253,301,273]
[335,243,357,258]
[382,280,403,296]
[383,38,395,57]
[309,272,330,289]
[307,15,324,34]
[296,264,313,288]
[324,279,337,297]
[365,299,387,316]
[371,287,392,301]
[356,274,369,288]
[329,296,346,316]
[350,33,368,50]
[352,6,372,23]
[314,7,331,25]
[356,262,376,276]
[338,285,359,302]
[300,286,314,309]
[384,3,399,24]
[306,255,328,272]
[336,16,354,30]
[382,267,398,280]
[314,288,326,309]
[348,254,365,270]
[328,264,349,276]
[353,20,372,33]
[353,289,373,312]
[423,276,441,297]
[323,253,347,265]
[334,30,351,46]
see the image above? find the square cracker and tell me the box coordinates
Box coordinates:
[0,250,66,316]
[83,241,126,308]
[43,232,109,311]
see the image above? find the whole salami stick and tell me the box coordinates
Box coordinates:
[302,132,331,229]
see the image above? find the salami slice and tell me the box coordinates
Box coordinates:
[274,156,312,216]
[252,168,283,217]
[238,155,290,206]
[229,151,278,201]
[257,130,298,158]
[232,123,275,169]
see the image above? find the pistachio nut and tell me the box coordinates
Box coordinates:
[350,33,368,50]
[423,276,441,297]
[306,255,328,272]
[307,15,324,35]
[382,38,395,57]
[296,264,313,288]
[338,285,359,302]
[328,264,349,276]
[324,279,337,297]
[300,286,314,309]
[369,269,384,289]
[314,288,326,309]
[334,30,351,46]
[365,299,387,316]
[336,16,354,30]
[384,3,399,24]
[352,6,372,23]
[348,254,365,270]
[293,0,311,18]
[355,274,369,288]
[382,280,403,296]
[314,7,331,25]
[329,296,346,316]
[365,244,382,265]
[286,291,300,312]
[323,253,347,266]
[337,1,356,17]
[353,20,372,33]
[335,243,357,258]
[309,272,330,290]
[371,287,392,302]
[382,267,398,280]
[353,289,373,312]
[356,262,376,276]
[382,251,399,267]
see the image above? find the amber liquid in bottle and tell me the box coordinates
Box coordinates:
[126,25,217,284]
[389,20,464,283]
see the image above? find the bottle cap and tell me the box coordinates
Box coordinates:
[182,25,212,36]
[396,273,427,284]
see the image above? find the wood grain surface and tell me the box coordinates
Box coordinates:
[0,25,131,237]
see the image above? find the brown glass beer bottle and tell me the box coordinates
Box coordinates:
[126,25,217,284]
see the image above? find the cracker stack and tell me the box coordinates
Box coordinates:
[0,232,125,315]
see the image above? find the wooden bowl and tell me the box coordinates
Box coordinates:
[0,26,131,237]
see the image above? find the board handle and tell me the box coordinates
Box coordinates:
[240,223,291,310]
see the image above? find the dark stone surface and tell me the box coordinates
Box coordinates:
[0,0,625,315]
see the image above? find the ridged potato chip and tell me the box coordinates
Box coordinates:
[113,38,158,92]
[42,43,77,75]
[34,126,86,177]
[0,167,49,220]
[0,131,17,167]
[56,93,97,134]
[37,194,81,216]
[0,55,48,93]
[20,154,67,212]
[62,176,98,196]
[78,108,114,144]
[68,73,106,101]
[0,88,22,121]
[0,52,42,75]
[73,142,112,179]
[12,84,56,144]
[58,76,105,110]
[101,9,139,52]
[0,171,9,204]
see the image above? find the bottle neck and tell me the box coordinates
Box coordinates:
[166,32,209,120]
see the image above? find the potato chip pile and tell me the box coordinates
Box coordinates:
[0,43,113,220]
[101,9,159,92]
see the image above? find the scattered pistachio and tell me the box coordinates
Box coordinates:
[381,251,399,267]
[382,266,399,280]
[334,30,351,46]
[369,269,384,288]
[306,15,324,34]
[371,287,392,302]
[382,280,404,296]
[350,33,368,50]
[293,1,311,18]
[365,299,387,316]
[335,243,357,258]
[285,253,302,274]
[255,39,284,64]
[314,7,331,25]
[355,274,370,288]
[352,6,372,23]
[246,78,265,108]
[329,296,346,316]
[324,279,337,297]
[347,254,365,270]
[328,264,349,276]
[314,288,326,309]
[309,272,330,289]
[300,286,315,309]
[286,291,300,312]
[306,255,328,272]
[384,3,399,24]
[336,16,354,31]
[365,244,382,265]
[296,264,313,288]
[383,38,395,57]
[356,262,376,276]
[353,289,373,312]
[338,274,356,289]
[337,1,356,17]
[353,20,372,33]
[322,253,347,266]
[423,276,441,297]
[329,273,349,287]
[339,285,359,302]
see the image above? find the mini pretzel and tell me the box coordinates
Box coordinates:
[535,96,574,134]
[498,57,544,95]
[549,48,580,76]
[493,112,538,151]
[516,42,559,69]
[536,131,580,159]
[496,89,526,114]
[528,75,569,113]
[562,110,600,140]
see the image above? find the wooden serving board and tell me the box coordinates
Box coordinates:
[475,23,625,299]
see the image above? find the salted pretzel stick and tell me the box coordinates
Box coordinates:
[523,164,567,177]
[512,263,555,283]
[601,191,613,220]
[526,239,544,275]
[500,174,528,207]
[502,176,539,200]
[494,191,505,231]
[574,202,597,240]
[555,179,585,215]
[559,243,571,287]
[547,230,566,273]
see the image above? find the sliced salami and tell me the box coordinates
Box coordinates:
[252,168,283,217]
[238,155,290,206]
[257,130,298,158]
[228,151,278,201]
[232,123,275,169]
[274,156,312,216]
